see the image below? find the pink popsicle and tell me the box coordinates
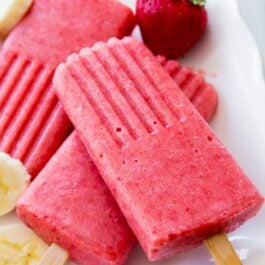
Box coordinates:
[17,132,136,265]
[0,0,135,177]
[54,37,264,261]
[17,61,215,265]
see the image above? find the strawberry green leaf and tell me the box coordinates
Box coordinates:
[190,0,206,7]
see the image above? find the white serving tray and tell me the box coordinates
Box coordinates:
[238,0,265,71]
[1,0,265,264]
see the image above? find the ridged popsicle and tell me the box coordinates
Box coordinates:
[17,60,215,265]
[54,37,264,261]
[0,0,135,177]
[17,132,136,265]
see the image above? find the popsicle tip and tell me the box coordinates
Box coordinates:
[53,63,69,86]
[105,37,139,51]
[156,55,167,65]
[90,41,107,53]
[79,47,91,57]
[163,58,181,71]
[106,37,121,46]
[65,53,80,66]
[122,36,138,44]
[106,36,136,46]
[54,63,65,74]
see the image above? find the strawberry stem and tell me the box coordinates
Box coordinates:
[190,0,206,7]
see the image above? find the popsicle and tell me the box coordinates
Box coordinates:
[17,132,137,265]
[17,62,216,265]
[54,37,264,261]
[0,0,135,177]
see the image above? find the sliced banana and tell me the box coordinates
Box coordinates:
[0,0,33,38]
[0,223,48,265]
[0,152,30,216]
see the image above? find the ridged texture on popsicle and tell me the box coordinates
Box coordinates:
[17,132,136,265]
[0,0,135,177]
[55,39,217,148]
[157,55,217,122]
[54,37,263,261]
[16,55,217,265]
[0,51,72,177]
[0,53,217,177]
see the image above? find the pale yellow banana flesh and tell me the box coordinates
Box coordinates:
[0,152,30,216]
[0,0,33,38]
[0,224,48,265]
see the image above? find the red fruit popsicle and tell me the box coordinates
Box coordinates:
[17,64,215,265]
[17,132,136,265]
[0,0,135,177]
[54,37,264,261]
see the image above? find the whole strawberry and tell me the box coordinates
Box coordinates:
[136,0,207,58]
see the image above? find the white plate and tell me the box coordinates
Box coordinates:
[1,0,265,264]
[238,0,265,71]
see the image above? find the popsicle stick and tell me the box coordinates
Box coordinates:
[39,243,69,265]
[204,233,242,265]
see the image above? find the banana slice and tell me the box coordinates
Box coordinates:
[0,224,48,264]
[0,0,33,38]
[0,152,30,216]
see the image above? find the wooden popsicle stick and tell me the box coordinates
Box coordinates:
[39,243,69,265]
[204,233,242,265]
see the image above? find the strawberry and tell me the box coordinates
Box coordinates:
[136,0,207,58]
